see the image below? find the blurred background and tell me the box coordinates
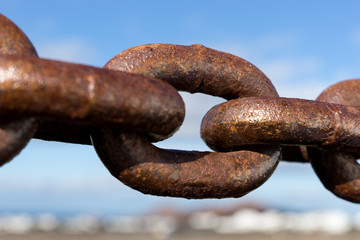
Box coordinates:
[1,0,360,239]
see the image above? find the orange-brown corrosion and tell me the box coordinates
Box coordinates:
[92,43,282,199]
[309,79,360,203]
[0,14,38,165]
[201,97,360,153]
[92,130,280,198]
[0,14,37,57]
[0,55,185,142]
[105,44,278,99]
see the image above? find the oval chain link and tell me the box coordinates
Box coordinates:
[92,44,281,198]
[0,14,38,165]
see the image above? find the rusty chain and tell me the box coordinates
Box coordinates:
[1,14,359,203]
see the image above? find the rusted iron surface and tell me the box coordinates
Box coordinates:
[0,14,38,165]
[309,79,360,203]
[92,129,280,199]
[0,55,185,142]
[92,43,282,199]
[104,44,278,99]
[0,14,37,57]
[201,97,360,153]
[309,149,360,203]
[317,79,360,106]
[1,13,359,202]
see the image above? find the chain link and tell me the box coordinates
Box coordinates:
[309,80,360,202]
[94,44,281,198]
[0,14,359,203]
[0,14,38,165]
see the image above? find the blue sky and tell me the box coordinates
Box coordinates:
[1,0,360,215]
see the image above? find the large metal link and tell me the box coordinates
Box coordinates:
[201,97,360,153]
[92,44,282,199]
[0,14,38,166]
[0,55,184,141]
[309,79,360,203]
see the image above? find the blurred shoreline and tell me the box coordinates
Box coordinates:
[1,232,360,240]
[1,203,360,238]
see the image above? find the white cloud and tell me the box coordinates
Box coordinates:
[275,79,329,100]
[260,57,322,83]
[258,57,326,99]
[208,34,337,100]
[37,38,97,65]
[253,33,299,51]
[209,32,298,61]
